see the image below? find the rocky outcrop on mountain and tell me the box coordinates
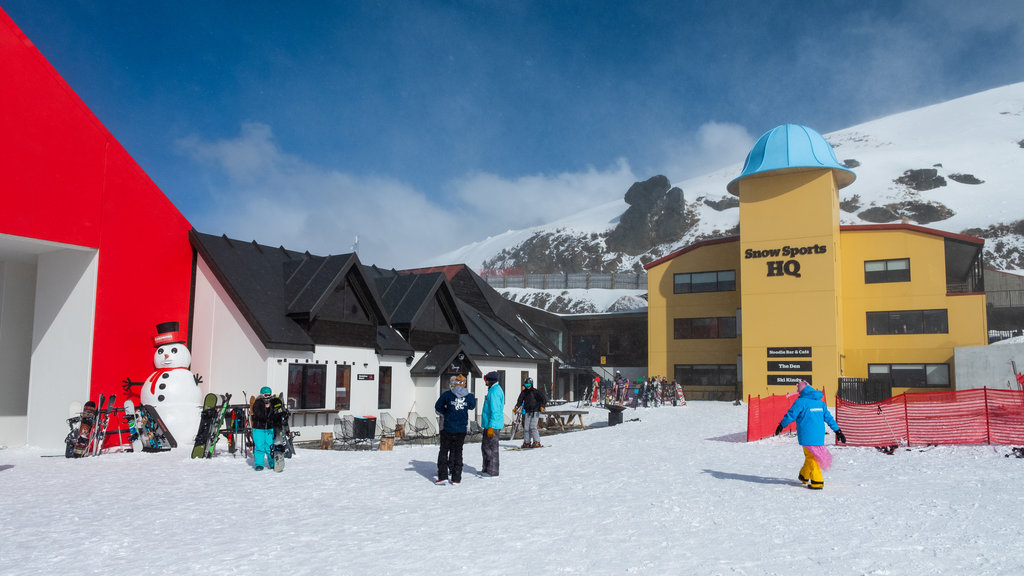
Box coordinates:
[895,168,947,191]
[481,230,612,274]
[858,200,954,224]
[604,175,693,255]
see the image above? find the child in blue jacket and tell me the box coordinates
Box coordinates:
[775,380,847,490]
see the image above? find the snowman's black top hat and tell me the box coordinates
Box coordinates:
[153,321,185,347]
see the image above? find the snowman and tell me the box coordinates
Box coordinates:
[128,322,203,447]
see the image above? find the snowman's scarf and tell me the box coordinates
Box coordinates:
[145,368,177,395]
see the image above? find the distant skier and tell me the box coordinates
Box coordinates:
[514,377,547,449]
[774,380,847,490]
[479,371,504,477]
[250,386,284,471]
[434,374,477,485]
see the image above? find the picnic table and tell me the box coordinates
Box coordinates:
[542,408,589,432]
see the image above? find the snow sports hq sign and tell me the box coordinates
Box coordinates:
[744,243,828,278]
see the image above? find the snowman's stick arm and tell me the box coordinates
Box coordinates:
[122,377,143,394]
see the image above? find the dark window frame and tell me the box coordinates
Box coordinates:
[287,363,327,409]
[673,270,736,294]
[864,258,911,284]
[673,364,739,387]
[866,309,948,335]
[673,316,737,339]
[867,363,950,388]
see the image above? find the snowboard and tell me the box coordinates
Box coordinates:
[203,393,232,459]
[191,393,219,459]
[72,401,98,458]
[137,404,177,451]
[123,399,142,453]
[270,394,297,471]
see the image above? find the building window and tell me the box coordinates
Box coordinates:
[288,363,326,409]
[866,309,948,335]
[335,365,350,411]
[378,366,392,409]
[868,364,949,387]
[865,258,910,284]
[673,270,736,294]
[674,317,737,339]
[674,364,738,387]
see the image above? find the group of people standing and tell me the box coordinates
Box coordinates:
[588,373,684,408]
[432,371,548,485]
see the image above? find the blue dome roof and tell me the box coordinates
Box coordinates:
[726,124,855,196]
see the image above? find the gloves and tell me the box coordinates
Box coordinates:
[486,428,495,438]
[835,429,847,444]
[774,424,783,436]
[540,406,546,412]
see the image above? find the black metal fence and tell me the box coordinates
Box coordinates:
[483,272,646,290]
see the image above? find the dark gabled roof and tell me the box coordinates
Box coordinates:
[377,326,415,357]
[456,299,550,362]
[407,264,564,358]
[190,231,388,351]
[410,343,483,378]
[363,266,468,333]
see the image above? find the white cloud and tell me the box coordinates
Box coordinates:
[446,159,637,230]
[656,121,754,185]
[178,123,461,268]
[177,121,757,268]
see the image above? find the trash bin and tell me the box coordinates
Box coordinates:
[606,404,626,426]
[353,416,376,439]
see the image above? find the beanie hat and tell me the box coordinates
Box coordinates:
[524,378,534,387]
[484,371,500,384]
[260,386,272,395]
[797,380,809,393]
[452,374,468,387]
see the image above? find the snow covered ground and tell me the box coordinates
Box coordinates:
[3,402,1024,575]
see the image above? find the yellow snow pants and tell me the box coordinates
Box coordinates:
[799,447,824,489]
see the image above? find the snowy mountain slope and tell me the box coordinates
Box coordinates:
[435,82,1024,278]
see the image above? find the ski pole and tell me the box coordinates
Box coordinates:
[877,405,900,446]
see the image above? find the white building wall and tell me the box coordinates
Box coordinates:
[26,248,97,448]
[954,341,1024,391]
[0,261,35,447]
[191,261,270,399]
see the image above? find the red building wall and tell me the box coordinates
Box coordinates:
[1,8,195,400]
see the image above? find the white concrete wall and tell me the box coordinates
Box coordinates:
[26,249,97,448]
[191,261,270,399]
[0,261,35,446]
[954,341,1024,391]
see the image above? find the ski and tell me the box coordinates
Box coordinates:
[92,393,116,455]
[504,444,547,451]
[191,393,219,459]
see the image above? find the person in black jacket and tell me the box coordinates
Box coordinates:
[250,386,284,471]
[514,377,547,448]
[433,374,477,485]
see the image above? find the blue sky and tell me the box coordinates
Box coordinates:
[5,1,1023,267]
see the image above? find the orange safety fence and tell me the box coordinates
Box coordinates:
[749,387,1024,445]
[835,388,1024,447]
[746,389,829,442]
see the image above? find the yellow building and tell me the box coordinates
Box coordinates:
[646,124,987,401]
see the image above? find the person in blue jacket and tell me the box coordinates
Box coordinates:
[434,374,477,485]
[479,371,505,477]
[775,380,847,490]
